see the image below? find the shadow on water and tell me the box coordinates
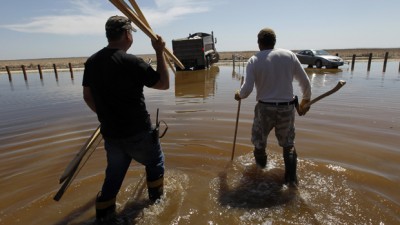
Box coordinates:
[52,197,96,225]
[218,164,297,209]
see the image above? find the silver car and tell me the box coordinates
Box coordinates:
[295,49,344,69]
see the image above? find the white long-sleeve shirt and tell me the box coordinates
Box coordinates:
[239,48,311,102]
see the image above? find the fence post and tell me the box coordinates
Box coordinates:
[351,54,356,71]
[21,65,27,81]
[383,52,388,72]
[6,66,12,81]
[68,63,74,79]
[53,64,59,80]
[367,53,372,71]
[37,65,43,80]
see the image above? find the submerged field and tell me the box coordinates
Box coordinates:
[1,62,399,224]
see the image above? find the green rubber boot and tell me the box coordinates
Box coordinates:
[283,147,298,188]
[254,148,267,168]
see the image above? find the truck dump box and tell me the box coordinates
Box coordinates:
[172,32,219,70]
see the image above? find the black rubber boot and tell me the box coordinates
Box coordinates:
[253,148,267,168]
[95,192,117,224]
[283,147,298,188]
[147,176,164,203]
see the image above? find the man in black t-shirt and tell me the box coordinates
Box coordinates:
[82,15,169,223]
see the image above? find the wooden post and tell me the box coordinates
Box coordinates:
[367,53,372,71]
[6,66,12,81]
[383,52,388,72]
[53,64,59,80]
[68,63,74,79]
[21,65,27,80]
[398,62,400,72]
[37,65,43,80]
[351,54,356,71]
[232,54,236,68]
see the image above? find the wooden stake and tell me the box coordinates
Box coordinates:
[59,125,102,183]
[6,66,12,81]
[21,65,27,81]
[54,125,102,201]
[68,62,74,79]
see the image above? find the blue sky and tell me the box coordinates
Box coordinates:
[0,0,399,60]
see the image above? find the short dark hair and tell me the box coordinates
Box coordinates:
[257,28,276,47]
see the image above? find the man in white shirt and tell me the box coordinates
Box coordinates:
[234,28,311,187]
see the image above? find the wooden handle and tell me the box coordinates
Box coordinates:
[109,0,185,69]
[231,76,244,161]
[305,80,346,108]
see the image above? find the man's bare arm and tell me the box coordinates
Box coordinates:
[83,86,96,113]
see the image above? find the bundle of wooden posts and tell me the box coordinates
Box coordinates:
[109,0,184,71]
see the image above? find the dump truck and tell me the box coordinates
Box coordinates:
[172,31,219,70]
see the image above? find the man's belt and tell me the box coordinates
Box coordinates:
[258,99,296,106]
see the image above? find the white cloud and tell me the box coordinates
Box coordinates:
[1,0,213,35]
[145,6,209,26]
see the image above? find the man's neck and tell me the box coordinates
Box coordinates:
[107,42,128,52]
[259,45,274,51]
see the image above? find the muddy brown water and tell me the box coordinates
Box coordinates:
[0,62,399,224]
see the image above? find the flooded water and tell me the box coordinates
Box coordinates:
[0,61,399,225]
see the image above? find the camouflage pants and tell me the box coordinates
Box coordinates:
[251,103,296,150]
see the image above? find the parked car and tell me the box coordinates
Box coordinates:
[295,49,344,69]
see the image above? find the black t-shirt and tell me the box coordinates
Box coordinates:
[82,47,160,138]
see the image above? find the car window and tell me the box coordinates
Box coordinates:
[314,50,330,55]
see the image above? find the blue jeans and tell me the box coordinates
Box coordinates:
[99,129,164,201]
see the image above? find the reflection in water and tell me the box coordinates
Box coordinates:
[231,70,243,82]
[174,66,219,99]
[304,67,343,76]
[305,68,343,89]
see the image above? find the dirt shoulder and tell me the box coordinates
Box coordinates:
[1,48,399,72]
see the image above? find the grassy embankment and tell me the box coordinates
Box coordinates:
[1,48,399,72]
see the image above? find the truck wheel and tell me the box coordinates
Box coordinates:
[206,56,210,68]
